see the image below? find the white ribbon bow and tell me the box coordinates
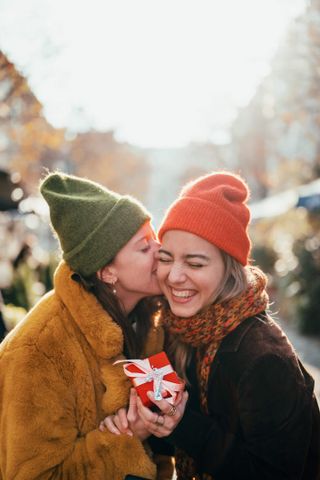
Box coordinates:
[114,358,184,403]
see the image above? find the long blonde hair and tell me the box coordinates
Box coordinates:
[166,251,248,382]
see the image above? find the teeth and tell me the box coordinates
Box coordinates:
[172,289,193,298]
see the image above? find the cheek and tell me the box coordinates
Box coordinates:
[198,269,222,292]
[202,268,225,298]
[137,254,155,276]
[156,264,168,282]
[145,252,155,267]
[156,272,170,294]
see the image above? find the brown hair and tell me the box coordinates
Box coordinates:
[76,273,160,358]
[166,251,248,382]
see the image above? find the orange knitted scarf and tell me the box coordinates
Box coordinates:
[162,266,269,480]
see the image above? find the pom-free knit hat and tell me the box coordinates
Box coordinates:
[158,171,251,265]
[40,172,151,276]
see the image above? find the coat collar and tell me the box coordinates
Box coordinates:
[207,315,265,384]
[54,261,123,359]
[218,314,267,353]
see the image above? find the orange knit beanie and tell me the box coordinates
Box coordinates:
[158,171,251,265]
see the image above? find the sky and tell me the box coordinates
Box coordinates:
[0,0,306,148]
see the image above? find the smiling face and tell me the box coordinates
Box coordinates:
[101,221,162,313]
[156,230,226,317]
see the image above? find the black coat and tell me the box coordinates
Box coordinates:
[169,314,320,479]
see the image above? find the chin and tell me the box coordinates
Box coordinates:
[169,302,198,318]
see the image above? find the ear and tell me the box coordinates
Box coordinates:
[97,265,117,285]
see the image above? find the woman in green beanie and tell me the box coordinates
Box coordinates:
[0,172,167,480]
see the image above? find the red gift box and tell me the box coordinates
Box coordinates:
[116,351,185,408]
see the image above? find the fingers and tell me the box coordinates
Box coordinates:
[136,396,162,432]
[174,390,184,406]
[181,390,189,407]
[100,390,189,438]
[154,413,165,426]
[176,390,188,411]
[99,407,133,436]
[136,391,189,438]
[148,390,188,413]
[99,415,121,435]
[127,388,138,424]
[117,407,129,430]
[113,410,132,435]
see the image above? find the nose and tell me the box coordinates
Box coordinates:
[151,239,161,268]
[153,238,161,249]
[151,238,161,253]
[167,262,186,284]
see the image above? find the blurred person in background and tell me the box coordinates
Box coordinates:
[0,172,171,480]
[104,171,320,480]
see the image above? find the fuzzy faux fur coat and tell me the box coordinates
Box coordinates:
[0,262,164,480]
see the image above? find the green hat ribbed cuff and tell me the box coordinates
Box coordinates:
[63,196,150,276]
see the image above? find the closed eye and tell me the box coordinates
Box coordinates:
[158,257,172,263]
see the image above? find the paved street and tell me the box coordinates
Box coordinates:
[305,363,320,402]
[277,318,320,402]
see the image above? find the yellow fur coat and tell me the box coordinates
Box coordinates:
[0,262,164,480]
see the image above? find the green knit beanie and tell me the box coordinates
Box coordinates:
[40,172,151,276]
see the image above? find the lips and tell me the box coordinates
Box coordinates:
[171,288,193,298]
[169,287,197,303]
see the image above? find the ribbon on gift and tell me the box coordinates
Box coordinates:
[114,358,184,403]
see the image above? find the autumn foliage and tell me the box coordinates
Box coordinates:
[0,50,150,200]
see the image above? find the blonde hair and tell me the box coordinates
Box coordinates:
[167,251,248,382]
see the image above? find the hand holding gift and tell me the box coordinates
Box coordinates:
[115,351,185,408]
[99,352,186,439]
[100,386,188,441]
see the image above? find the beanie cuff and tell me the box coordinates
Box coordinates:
[158,197,251,265]
[64,197,150,276]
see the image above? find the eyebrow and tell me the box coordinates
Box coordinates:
[185,254,210,261]
[158,249,210,262]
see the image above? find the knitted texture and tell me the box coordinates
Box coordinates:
[162,266,269,480]
[158,171,251,265]
[40,172,150,276]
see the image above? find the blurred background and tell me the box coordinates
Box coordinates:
[0,0,319,394]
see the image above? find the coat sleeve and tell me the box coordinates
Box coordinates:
[0,347,156,480]
[168,353,315,480]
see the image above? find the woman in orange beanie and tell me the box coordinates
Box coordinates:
[105,171,320,480]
